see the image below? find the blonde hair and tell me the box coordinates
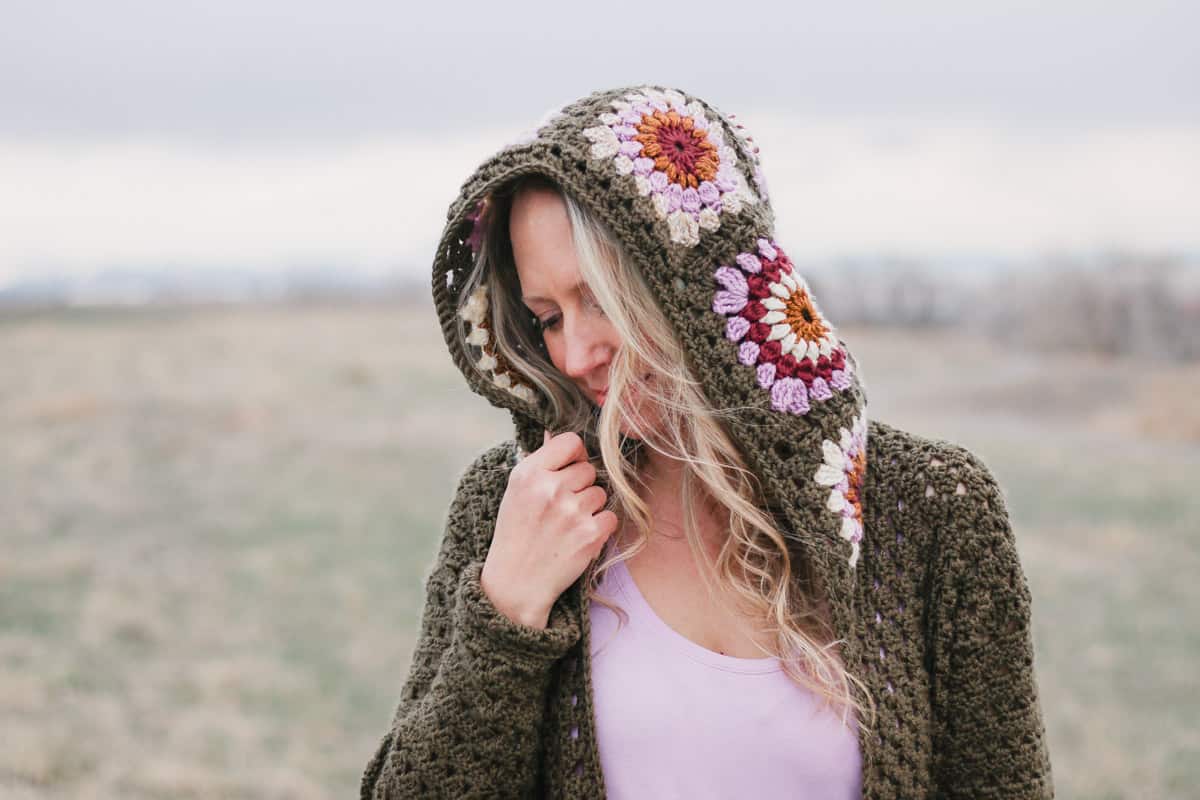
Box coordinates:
[455,173,877,734]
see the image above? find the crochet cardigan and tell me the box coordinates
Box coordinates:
[361,84,1054,798]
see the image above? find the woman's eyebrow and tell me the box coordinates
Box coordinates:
[522,279,588,304]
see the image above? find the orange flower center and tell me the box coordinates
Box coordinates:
[635,109,719,189]
[785,287,830,343]
[845,449,867,523]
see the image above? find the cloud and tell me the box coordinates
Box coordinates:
[748,114,1200,258]
[0,130,504,283]
[1,115,1197,285]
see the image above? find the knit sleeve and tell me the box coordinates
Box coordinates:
[929,449,1054,798]
[360,443,581,800]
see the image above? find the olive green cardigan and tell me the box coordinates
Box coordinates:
[360,421,1053,798]
[361,84,1053,797]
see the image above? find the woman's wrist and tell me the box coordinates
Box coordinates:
[480,563,551,630]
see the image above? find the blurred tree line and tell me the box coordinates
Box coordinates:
[808,251,1200,362]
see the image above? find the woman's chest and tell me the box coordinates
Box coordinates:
[586,590,864,799]
[621,551,777,659]
[537,549,943,798]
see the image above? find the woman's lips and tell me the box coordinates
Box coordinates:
[595,374,652,406]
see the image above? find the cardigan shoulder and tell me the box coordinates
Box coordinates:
[441,438,523,563]
[452,437,521,495]
[864,417,1012,564]
[867,417,1002,507]
[864,412,1012,544]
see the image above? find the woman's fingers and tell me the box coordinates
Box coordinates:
[536,431,588,471]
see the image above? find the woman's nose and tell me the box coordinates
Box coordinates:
[562,315,612,379]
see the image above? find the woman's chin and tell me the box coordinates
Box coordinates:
[590,375,656,436]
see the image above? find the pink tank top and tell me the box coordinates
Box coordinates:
[587,552,863,799]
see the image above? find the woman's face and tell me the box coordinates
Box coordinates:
[509,186,652,421]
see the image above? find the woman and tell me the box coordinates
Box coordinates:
[361,85,1054,799]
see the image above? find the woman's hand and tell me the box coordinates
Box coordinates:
[480,430,618,629]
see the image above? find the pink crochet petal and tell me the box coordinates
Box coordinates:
[737,340,760,366]
[809,377,833,402]
[713,265,748,294]
[756,361,776,388]
[829,369,852,391]
[713,290,747,315]
[736,253,761,273]
[770,377,810,415]
[725,316,751,341]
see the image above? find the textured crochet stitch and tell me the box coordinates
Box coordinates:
[361,84,1054,799]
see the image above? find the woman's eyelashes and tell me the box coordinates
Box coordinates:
[533,295,603,332]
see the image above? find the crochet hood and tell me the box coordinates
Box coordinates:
[430,84,870,588]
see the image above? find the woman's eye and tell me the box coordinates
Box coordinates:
[533,295,602,331]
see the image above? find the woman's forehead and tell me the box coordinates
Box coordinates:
[510,194,584,300]
[521,277,589,305]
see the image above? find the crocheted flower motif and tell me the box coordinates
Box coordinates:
[459,283,539,405]
[581,87,759,248]
[814,409,868,569]
[712,238,854,415]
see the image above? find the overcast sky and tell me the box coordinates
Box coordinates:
[2,1,1197,284]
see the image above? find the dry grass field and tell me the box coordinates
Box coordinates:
[2,302,1197,798]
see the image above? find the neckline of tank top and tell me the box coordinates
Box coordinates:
[599,547,784,675]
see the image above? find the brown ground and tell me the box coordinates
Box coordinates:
[1,302,1196,798]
